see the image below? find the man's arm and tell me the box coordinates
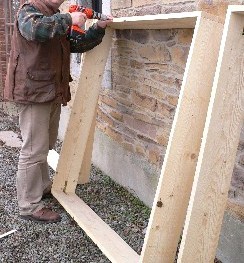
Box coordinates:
[69,16,113,53]
[68,23,105,53]
[18,4,72,42]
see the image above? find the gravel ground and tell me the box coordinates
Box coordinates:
[0,108,150,262]
[0,107,222,263]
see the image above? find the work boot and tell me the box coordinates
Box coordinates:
[20,208,61,223]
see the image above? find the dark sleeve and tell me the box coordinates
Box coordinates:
[18,4,72,42]
[69,23,105,53]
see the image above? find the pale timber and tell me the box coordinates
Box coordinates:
[178,6,244,262]
[140,12,223,263]
[52,190,139,263]
[52,11,225,263]
[109,12,199,29]
[78,20,98,185]
[77,111,97,184]
[52,28,113,193]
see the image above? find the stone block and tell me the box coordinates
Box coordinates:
[171,46,190,68]
[150,29,177,42]
[131,91,157,112]
[124,114,157,139]
[122,141,134,152]
[177,29,194,45]
[104,126,123,144]
[216,212,244,263]
[138,44,171,63]
[112,0,132,10]
[155,100,175,118]
[121,29,150,44]
[97,108,115,127]
[133,0,182,7]
[110,110,124,122]
[155,131,169,146]
[166,94,179,106]
[100,95,117,108]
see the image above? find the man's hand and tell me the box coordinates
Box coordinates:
[70,12,87,27]
[96,15,113,28]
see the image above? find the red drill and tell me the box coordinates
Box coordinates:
[68,5,108,35]
[69,5,108,21]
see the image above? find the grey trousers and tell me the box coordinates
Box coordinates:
[16,101,61,215]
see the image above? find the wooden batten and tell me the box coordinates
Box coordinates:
[52,28,114,193]
[177,6,244,262]
[77,109,97,184]
[52,191,140,263]
[140,12,224,263]
[50,7,244,262]
[109,12,200,29]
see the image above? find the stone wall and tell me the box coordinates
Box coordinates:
[95,2,244,260]
[98,28,192,167]
[93,0,244,209]
[58,0,243,212]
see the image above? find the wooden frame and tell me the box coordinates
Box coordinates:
[50,7,242,262]
[177,6,244,262]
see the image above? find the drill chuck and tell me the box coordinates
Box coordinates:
[93,11,108,21]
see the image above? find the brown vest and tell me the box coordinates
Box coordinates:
[4,0,71,105]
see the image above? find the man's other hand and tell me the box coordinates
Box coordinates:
[70,12,87,27]
[97,15,113,28]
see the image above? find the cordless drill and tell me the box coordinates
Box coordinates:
[69,5,108,34]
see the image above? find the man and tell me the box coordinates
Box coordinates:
[3,0,113,223]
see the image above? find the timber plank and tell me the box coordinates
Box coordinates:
[140,12,223,263]
[77,110,97,184]
[110,12,199,29]
[178,6,244,262]
[52,29,113,193]
[50,10,232,263]
[52,191,140,263]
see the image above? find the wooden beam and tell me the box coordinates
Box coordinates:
[140,12,223,263]
[109,12,200,29]
[52,28,114,193]
[178,6,244,262]
[51,11,233,263]
[52,191,140,263]
[77,108,97,184]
